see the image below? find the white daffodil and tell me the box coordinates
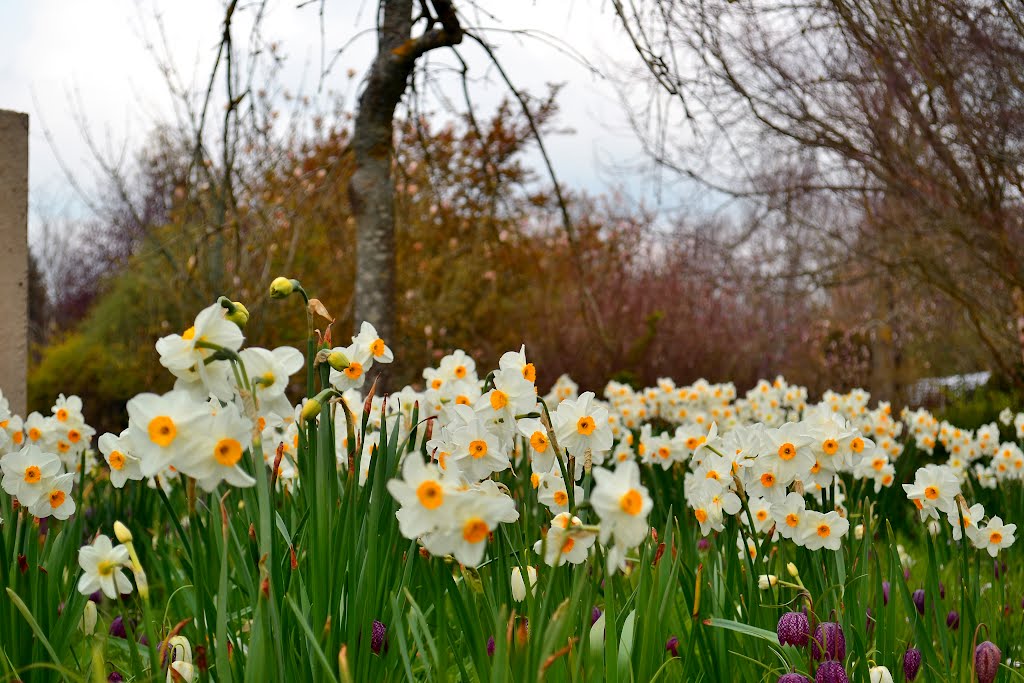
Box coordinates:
[973,516,1017,557]
[554,391,612,460]
[182,403,256,491]
[329,344,372,392]
[77,534,132,599]
[156,302,244,390]
[0,444,63,506]
[387,453,463,538]
[241,346,304,399]
[517,417,553,473]
[499,345,537,385]
[534,512,595,566]
[28,472,77,520]
[796,510,848,551]
[420,480,519,566]
[590,460,652,549]
[449,407,509,481]
[537,466,583,514]
[946,500,985,542]
[126,390,209,478]
[352,321,394,365]
[98,430,143,489]
[902,464,961,520]
[689,479,741,536]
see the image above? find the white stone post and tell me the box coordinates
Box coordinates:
[0,110,28,415]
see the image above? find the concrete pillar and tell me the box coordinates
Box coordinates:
[0,110,28,416]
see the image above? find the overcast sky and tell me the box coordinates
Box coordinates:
[1,0,662,236]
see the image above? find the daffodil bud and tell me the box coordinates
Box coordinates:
[758,574,777,590]
[113,521,133,544]
[79,600,97,635]
[854,524,864,540]
[511,566,537,602]
[219,297,250,327]
[327,350,351,371]
[269,277,297,299]
[300,398,321,422]
[786,562,799,578]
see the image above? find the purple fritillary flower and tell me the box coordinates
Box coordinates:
[903,647,921,681]
[815,661,848,683]
[975,641,1001,683]
[371,620,387,655]
[912,589,925,615]
[811,622,845,661]
[945,610,959,630]
[777,612,810,648]
[665,636,679,657]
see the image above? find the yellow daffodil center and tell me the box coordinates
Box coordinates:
[822,439,838,455]
[817,524,831,538]
[68,429,81,443]
[990,531,1003,545]
[760,473,776,488]
[416,480,443,509]
[49,490,66,508]
[431,378,443,390]
[872,458,886,471]
[24,466,41,483]
[214,438,243,466]
[778,442,796,460]
[56,408,68,422]
[850,437,865,453]
[756,510,769,522]
[530,431,548,452]
[28,428,41,441]
[530,472,540,488]
[454,364,467,379]
[657,446,671,459]
[455,395,471,405]
[577,416,595,435]
[371,338,386,357]
[522,363,536,382]
[97,560,116,577]
[694,508,708,523]
[924,486,939,500]
[462,517,489,543]
[109,451,126,470]
[561,537,575,554]
[344,362,363,379]
[148,416,177,447]
[489,390,508,411]
[182,326,196,340]
[469,440,488,459]
[786,513,800,527]
[553,490,569,506]
[57,441,70,453]
[619,489,643,516]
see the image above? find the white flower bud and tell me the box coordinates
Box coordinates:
[511,566,537,602]
[869,665,894,683]
[79,600,97,635]
[757,574,778,590]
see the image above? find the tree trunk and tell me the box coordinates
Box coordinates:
[348,0,462,347]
